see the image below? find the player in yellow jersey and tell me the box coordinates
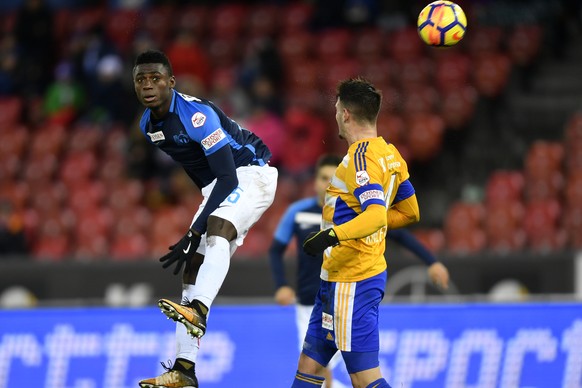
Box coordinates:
[290,78,420,388]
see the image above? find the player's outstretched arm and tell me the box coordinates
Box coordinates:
[387,228,450,290]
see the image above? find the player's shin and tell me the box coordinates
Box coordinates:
[191,236,230,309]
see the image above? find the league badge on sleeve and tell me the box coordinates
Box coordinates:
[191,112,206,128]
[355,170,370,186]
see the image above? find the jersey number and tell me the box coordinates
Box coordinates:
[227,187,244,203]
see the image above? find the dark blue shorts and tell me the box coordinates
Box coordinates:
[302,271,387,373]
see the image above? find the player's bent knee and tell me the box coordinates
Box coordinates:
[297,353,326,376]
[207,216,237,241]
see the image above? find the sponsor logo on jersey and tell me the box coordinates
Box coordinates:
[201,128,226,150]
[191,112,206,128]
[147,131,165,142]
[355,170,370,186]
[358,189,384,203]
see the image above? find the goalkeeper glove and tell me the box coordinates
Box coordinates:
[303,228,339,256]
[160,228,202,275]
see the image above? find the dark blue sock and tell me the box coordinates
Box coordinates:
[366,378,391,388]
[291,370,325,387]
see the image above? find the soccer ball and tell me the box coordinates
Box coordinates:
[417,1,467,46]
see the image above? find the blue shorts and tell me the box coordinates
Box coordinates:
[302,271,387,373]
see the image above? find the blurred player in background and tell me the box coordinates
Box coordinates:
[272,155,449,387]
[133,50,278,388]
[290,78,418,388]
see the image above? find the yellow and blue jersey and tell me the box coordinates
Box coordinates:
[321,136,412,283]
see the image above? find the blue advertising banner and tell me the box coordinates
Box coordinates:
[1,303,581,388]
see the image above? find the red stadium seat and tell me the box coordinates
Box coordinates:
[69,7,105,35]
[523,199,564,250]
[446,227,486,255]
[524,141,564,177]
[354,28,384,64]
[67,123,103,153]
[285,60,321,91]
[386,27,425,63]
[110,233,149,260]
[360,60,394,89]
[67,180,106,212]
[140,6,174,46]
[565,112,582,144]
[412,229,446,254]
[59,152,98,186]
[485,170,525,205]
[434,52,472,93]
[508,24,542,66]
[0,97,23,130]
[440,86,478,129]
[472,53,511,98]
[236,228,269,259]
[247,4,280,38]
[485,201,526,253]
[281,2,314,33]
[210,4,247,39]
[524,173,564,202]
[565,171,582,207]
[279,32,313,63]
[281,107,328,176]
[565,141,582,173]
[377,113,406,148]
[207,37,241,68]
[98,156,127,185]
[395,58,432,89]
[0,181,28,212]
[175,5,208,37]
[33,215,72,261]
[444,201,485,241]
[106,180,145,213]
[30,124,66,156]
[563,204,582,248]
[405,113,445,162]
[322,59,360,91]
[467,26,503,58]
[402,86,438,115]
[315,29,352,62]
[106,9,139,52]
[24,153,59,184]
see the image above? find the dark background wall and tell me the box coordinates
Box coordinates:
[0,252,576,304]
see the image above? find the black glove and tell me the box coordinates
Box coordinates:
[160,228,202,275]
[303,228,340,257]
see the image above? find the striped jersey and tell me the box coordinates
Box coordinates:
[321,137,410,282]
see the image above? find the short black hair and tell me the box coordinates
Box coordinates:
[336,77,382,124]
[134,50,173,76]
[315,154,342,172]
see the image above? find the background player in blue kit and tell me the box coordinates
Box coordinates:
[133,50,278,388]
[270,155,449,388]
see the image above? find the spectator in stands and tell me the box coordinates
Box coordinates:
[166,29,211,93]
[0,200,28,257]
[43,62,85,126]
[87,54,134,124]
[13,0,55,96]
[0,34,18,96]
